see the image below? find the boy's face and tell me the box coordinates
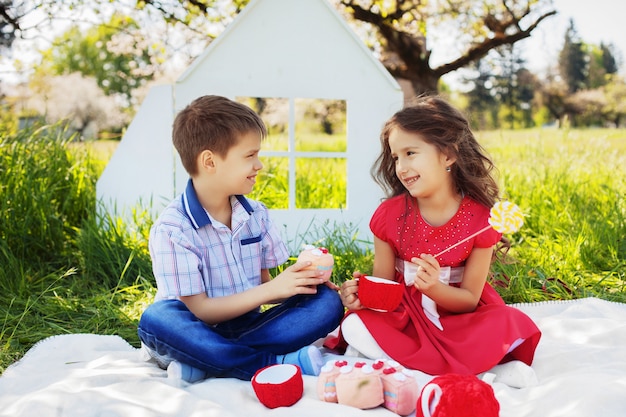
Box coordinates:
[214,130,263,195]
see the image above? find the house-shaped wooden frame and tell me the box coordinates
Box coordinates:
[96,0,403,244]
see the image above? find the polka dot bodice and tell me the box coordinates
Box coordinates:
[370,194,501,268]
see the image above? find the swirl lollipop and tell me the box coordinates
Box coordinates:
[434,201,524,258]
[488,201,524,233]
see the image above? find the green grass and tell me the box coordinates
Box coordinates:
[0,125,624,373]
[479,128,626,303]
[249,157,348,209]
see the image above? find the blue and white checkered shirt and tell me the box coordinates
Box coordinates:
[150,179,289,302]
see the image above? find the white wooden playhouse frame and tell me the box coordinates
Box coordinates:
[96,0,403,244]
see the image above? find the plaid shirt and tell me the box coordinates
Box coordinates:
[150,179,289,301]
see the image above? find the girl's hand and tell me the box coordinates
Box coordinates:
[410,254,441,293]
[339,271,363,311]
[324,279,340,291]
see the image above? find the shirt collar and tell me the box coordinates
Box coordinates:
[181,178,254,229]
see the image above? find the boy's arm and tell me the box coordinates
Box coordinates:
[180,261,325,325]
[180,285,274,325]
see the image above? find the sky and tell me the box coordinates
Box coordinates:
[521,0,626,75]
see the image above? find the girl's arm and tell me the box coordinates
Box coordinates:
[261,268,272,283]
[412,246,494,313]
[372,236,397,280]
[340,236,396,310]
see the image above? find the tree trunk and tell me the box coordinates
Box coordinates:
[407,71,440,97]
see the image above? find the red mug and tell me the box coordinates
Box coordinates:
[358,275,403,312]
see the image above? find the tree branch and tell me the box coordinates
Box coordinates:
[342,0,429,79]
[433,9,557,78]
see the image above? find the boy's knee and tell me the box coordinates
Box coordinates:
[317,285,344,318]
[318,284,340,303]
[138,299,188,332]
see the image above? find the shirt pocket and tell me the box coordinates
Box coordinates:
[238,234,263,286]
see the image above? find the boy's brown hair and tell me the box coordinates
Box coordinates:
[173,95,267,176]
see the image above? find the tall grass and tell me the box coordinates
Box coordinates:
[0,125,624,373]
[0,125,154,372]
[278,219,375,285]
[480,129,626,303]
[0,125,99,266]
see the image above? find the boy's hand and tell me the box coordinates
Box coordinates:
[269,261,326,299]
[339,271,363,311]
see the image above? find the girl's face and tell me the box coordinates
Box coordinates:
[388,127,454,199]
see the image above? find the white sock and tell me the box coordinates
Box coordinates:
[139,343,170,369]
[167,360,208,383]
[487,360,538,388]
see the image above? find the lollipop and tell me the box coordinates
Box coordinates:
[487,201,524,233]
[434,201,524,258]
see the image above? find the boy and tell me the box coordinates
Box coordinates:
[138,95,344,382]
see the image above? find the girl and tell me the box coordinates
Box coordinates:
[335,96,541,376]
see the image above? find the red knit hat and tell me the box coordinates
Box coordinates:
[416,374,500,417]
[252,364,304,409]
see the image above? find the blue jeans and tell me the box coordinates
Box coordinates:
[137,285,343,380]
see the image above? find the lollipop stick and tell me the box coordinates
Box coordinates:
[433,225,491,258]
[432,201,523,259]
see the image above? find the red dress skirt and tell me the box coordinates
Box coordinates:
[330,194,541,375]
[353,281,541,375]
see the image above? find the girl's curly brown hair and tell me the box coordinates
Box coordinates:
[371,96,510,260]
[371,95,500,209]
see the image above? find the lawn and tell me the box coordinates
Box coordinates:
[0,125,624,372]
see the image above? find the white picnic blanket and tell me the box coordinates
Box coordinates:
[1,297,625,416]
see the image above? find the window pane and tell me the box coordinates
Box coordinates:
[295,98,346,152]
[296,158,347,209]
[236,96,289,151]
[249,157,289,209]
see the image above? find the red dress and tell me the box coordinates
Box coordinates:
[349,194,541,375]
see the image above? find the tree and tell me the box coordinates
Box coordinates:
[465,44,537,128]
[498,45,536,128]
[0,0,20,50]
[1,1,215,95]
[587,42,619,89]
[602,75,626,127]
[1,0,245,47]
[601,43,619,75]
[464,58,500,130]
[1,1,79,52]
[566,88,606,127]
[337,0,556,95]
[558,19,586,93]
[537,71,568,126]
[4,0,556,97]
[34,13,158,103]
[515,67,538,127]
[25,72,128,138]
